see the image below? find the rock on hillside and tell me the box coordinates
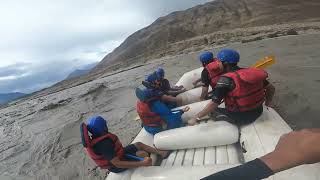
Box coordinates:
[94,0,320,70]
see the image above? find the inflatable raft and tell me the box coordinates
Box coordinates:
[106,68,320,180]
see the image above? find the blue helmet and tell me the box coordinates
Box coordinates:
[145,73,157,83]
[156,68,165,79]
[136,87,156,101]
[199,51,214,64]
[87,116,107,136]
[217,49,240,64]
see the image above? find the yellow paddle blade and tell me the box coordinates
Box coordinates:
[252,55,275,69]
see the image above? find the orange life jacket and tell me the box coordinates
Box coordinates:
[80,123,124,169]
[222,68,268,112]
[205,60,224,88]
[136,100,165,127]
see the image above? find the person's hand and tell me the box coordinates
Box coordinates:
[260,129,320,173]
[275,129,320,164]
[141,157,152,166]
[188,117,197,126]
[265,100,273,108]
[192,81,198,87]
[180,87,187,93]
[182,106,190,112]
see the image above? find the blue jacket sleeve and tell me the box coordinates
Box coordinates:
[150,100,183,122]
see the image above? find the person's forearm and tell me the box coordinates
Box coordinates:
[113,160,144,169]
[197,101,218,119]
[161,95,177,102]
[265,84,275,105]
[194,78,201,84]
[166,90,180,96]
[200,87,209,100]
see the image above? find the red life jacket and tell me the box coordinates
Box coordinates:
[80,123,124,169]
[205,60,224,88]
[222,68,268,112]
[136,100,165,127]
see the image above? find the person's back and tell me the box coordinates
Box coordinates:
[196,51,224,100]
[81,116,170,173]
[222,68,267,112]
[135,87,187,135]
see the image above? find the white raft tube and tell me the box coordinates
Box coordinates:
[172,100,211,123]
[131,165,240,180]
[175,67,203,90]
[177,86,213,105]
[154,121,239,150]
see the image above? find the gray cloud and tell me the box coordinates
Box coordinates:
[0,61,82,93]
[0,0,212,93]
[0,63,31,77]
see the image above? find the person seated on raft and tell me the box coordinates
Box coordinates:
[154,67,186,96]
[202,128,320,180]
[80,116,170,173]
[189,48,275,126]
[136,87,190,135]
[192,51,224,101]
[142,72,183,108]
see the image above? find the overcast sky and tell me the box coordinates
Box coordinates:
[0,0,212,94]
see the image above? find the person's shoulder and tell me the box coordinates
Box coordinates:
[216,76,234,87]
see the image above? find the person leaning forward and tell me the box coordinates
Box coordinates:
[188,48,275,126]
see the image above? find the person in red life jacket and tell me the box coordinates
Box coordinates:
[142,72,183,108]
[193,51,224,101]
[155,67,186,96]
[202,128,320,180]
[80,116,170,173]
[188,49,275,126]
[136,87,189,135]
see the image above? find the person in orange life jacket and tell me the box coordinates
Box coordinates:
[80,116,170,173]
[136,87,189,135]
[155,67,186,96]
[188,49,275,126]
[192,51,224,101]
[202,128,320,180]
[142,72,183,108]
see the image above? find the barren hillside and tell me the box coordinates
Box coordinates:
[95,0,320,70]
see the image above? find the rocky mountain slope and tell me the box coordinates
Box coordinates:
[66,62,99,80]
[95,0,320,70]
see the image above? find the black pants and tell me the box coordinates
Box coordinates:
[215,106,263,126]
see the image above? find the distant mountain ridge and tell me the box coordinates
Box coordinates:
[66,62,98,80]
[0,92,26,104]
[94,0,320,71]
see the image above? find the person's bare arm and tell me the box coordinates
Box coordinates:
[200,86,209,101]
[193,78,202,87]
[110,156,152,169]
[201,128,320,180]
[166,88,186,96]
[161,95,182,106]
[188,101,219,125]
[265,83,275,107]
[260,128,320,173]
